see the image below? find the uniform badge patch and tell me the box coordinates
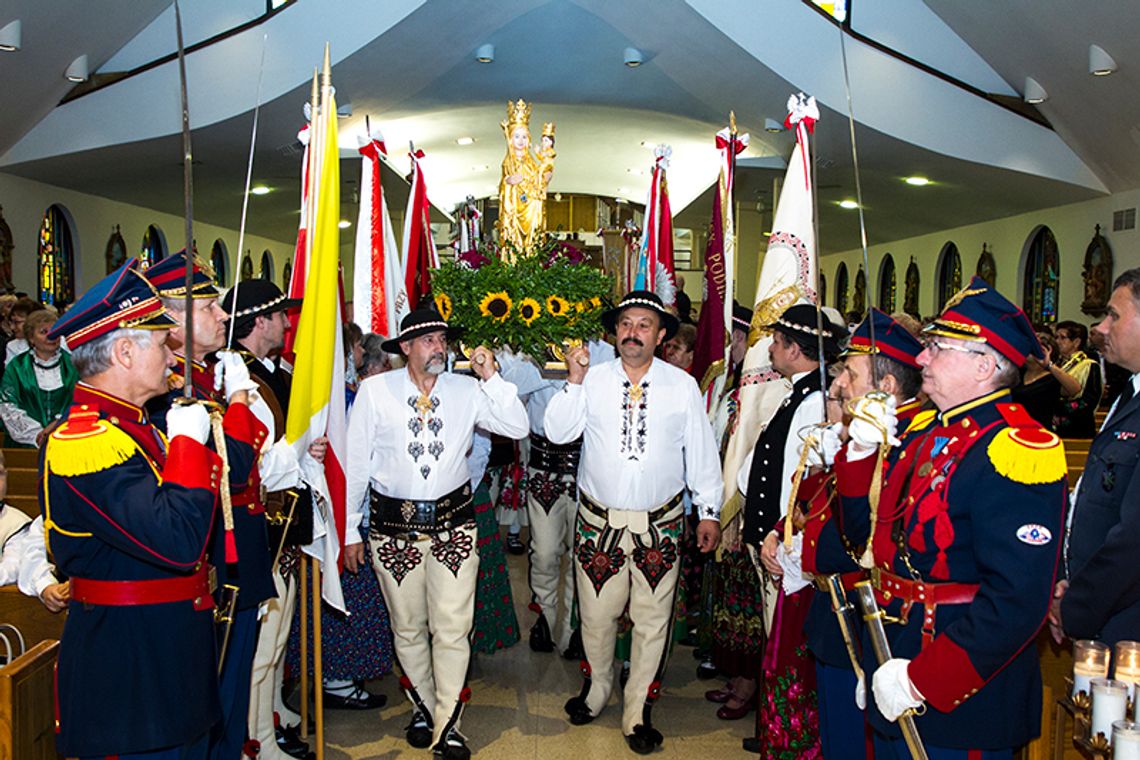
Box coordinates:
[1016,524,1052,546]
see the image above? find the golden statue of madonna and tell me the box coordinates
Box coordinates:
[497,99,555,259]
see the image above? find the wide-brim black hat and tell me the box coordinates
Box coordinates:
[381,307,464,354]
[221,279,301,328]
[772,303,840,356]
[601,290,680,340]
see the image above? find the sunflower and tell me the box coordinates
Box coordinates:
[546,295,571,318]
[479,291,512,322]
[589,296,602,309]
[434,292,453,321]
[574,300,588,315]
[518,297,541,326]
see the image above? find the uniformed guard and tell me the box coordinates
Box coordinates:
[42,258,223,759]
[797,308,925,759]
[835,277,1067,758]
[144,252,272,760]
[344,308,528,760]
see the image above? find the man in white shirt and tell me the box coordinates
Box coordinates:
[547,291,723,755]
[344,309,527,760]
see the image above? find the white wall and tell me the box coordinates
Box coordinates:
[0,170,296,298]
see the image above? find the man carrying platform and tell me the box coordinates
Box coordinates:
[344,308,528,760]
[548,290,723,755]
[41,258,223,759]
[144,252,272,760]
[835,278,1067,759]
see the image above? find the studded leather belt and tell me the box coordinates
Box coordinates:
[870,567,979,648]
[529,434,581,475]
[369,483,474,539]
[71,565,216,611]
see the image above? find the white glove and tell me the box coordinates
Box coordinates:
[213,350,258,402]
[800,423,844,467]
[166,402,211,445]
[847,393,900,460]
[855,673,866,710]
[872,658,924,722]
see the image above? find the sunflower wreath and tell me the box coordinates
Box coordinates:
[432,239,613,362]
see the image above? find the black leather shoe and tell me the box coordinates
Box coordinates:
[564,696,595,725]
[323,684,388,710]
[529,615,555,653]
[742,737,761,753]
[625,725,663,755]
[432,728,471,760]
[561,628,584,660]
[276,725,310,759]
[696,660,718,680]
[406,711,434,749]
[506,533,526,555]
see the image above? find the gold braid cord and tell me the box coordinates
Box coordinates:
[209,411,234,535]
[784,432,817,550]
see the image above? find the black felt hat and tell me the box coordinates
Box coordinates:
[772,303,840,356]
[380,307,464,355]
[601,290,680,340]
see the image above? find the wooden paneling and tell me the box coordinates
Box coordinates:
[0,639,59,760]
[0,589,64,650]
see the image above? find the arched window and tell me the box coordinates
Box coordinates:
[105,226,127,274]
[818,272,827,309]
[904,256,921,318]
[240,253,254,282]
[140,225,167,269]
[259,250,274,281]
[852,265,867,316]
[281,259,293,292]
[878,254,896,312]
[211,240,229,287]
[936,242,962,311]
[38,204,77,306]
[1022,226,1060,326]
[834,262,849,314]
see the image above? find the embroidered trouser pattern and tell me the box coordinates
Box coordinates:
[526,466,577,650]
[371,523,480,746]
[248,567,297,760]
[573,501,684,735]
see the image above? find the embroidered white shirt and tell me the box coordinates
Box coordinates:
[544,357,723,520]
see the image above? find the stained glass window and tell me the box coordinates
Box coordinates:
[878,254,896,312]
[38,204,76,306]
[211,240,229,287]
[835,262,849,314]
[1022,226,1059,326]
[140,225,167,269]
[937,242,962,311]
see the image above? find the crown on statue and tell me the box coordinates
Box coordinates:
[542,122,555,138]
[501,98,533,136]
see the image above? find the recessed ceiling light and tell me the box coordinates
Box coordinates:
[0,20,21,52]
[904,176,930,187]
[250,185,271,195]
[623,47,643,67]
[338,220,352,229]
[475,44,494,63]
[764,118,784,133]
[838,199,859,210]
[456,136,475,146]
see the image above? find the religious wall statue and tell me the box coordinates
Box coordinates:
[1081,224,1113,317]
[976,243,997,286]
[904,256,920,318]
[496,99,555,258]
[852,264,867,315]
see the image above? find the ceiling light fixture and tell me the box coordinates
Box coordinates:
[0,20,21,52]
[1089,44,1117,76]
[250,185,271,196]
[65,54,89,83]
[475,44,494,63]
[623,47,643,68]
[838,199,859,209]
[456,136,475,146]
[904,176,930,187]
[338,220,352,229]
[336,102,353,118]
[764,118,784,133]
[1023,76,1048,104]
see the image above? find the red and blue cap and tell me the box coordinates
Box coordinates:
[47,257,175,349]
[144,249,221,299]
[841,307,924,368]
[923,275,1043,367]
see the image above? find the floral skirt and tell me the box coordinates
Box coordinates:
[285,537,395,681]
[472,476,521,654]
[757,586,821,760]
[710,548,766,677]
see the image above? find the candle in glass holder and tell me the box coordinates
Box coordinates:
[1091,678,1128,743]
[1073,640,1111,698]
[1116,642,1140,704]
[1114,721,1140,760]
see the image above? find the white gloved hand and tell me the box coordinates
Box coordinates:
[800,422,844,467]
[872,658,924,722]
[213,350,258,402]
[166,402,211,445]
[847,392,900,460]
[855,673,867,711]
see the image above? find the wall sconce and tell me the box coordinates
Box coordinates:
[0,20,21,52]
[1023,76,1047,104]
[475,44,494,63]
[65,54,89,82]
[1089,44,1117,76]
[623,47,643,67]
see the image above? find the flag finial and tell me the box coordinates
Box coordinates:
[322,43,331,88]
[729,110,737,134]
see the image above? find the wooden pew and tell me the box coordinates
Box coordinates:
[0,589,64,651]
[0,639,59,760]
[3,448,40,521]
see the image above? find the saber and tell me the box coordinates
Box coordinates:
[855,580,929,760]
[173,0,195,396]
[824,573,864,681]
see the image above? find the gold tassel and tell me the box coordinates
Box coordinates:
[784,433,816,550]
[859,444,888,569]
[987,428,1067,485]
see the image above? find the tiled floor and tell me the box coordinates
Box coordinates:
[308,542,753,759]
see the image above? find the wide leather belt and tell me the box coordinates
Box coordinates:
[870,567,979,648]
[71,566,215,611]
[230,486,265,515]
[529,434,581,475]
[369,483,474,540]
[578,490,684,534]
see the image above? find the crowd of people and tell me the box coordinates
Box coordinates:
[3,258,1139,760]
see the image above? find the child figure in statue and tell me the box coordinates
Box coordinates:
[497,100,554,259]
